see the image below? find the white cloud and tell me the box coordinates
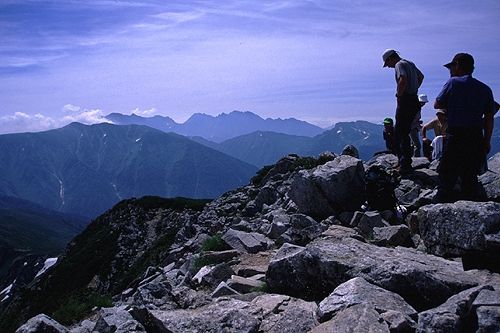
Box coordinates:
[131,107,157,117]
[62,103,81,113]
[0,112,58,134]
[0,107,112,134]
[61,108,111,125]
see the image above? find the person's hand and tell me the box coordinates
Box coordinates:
[422,138,431,144]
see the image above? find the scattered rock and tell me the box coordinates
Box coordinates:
[15,314,68,333]
[192,263,234,288]
[356,211,389,237]
[416,285,493,333]
[371,225,413,247]
[310,303,390,333]
[317,277,417,322]
[211,281,240,298]
[222,229,273,254]
[93,307,146,333]
[227,275,265,294]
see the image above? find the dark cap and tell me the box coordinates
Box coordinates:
[444,53,474,72]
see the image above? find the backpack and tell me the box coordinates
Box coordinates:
[364,165,399,211]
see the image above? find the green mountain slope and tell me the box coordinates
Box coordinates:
[0,196,88,279]
[0,123,257,217]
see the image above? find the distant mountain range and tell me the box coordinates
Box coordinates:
[0,196,88,280]
[193,121,386,167]
[0,123,257,217]
[106,111,325,142]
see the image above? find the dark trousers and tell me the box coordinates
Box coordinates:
[394,95,420,169]
[436,127,483,202]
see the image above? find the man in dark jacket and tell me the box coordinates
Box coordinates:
[434,53,495,202]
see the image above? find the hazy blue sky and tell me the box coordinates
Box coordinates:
[1,0,499,133]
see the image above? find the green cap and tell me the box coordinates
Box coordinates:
[383,117,393,125]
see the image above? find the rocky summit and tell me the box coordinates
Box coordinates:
[4,152,500,333]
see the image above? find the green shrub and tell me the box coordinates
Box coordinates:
[52,291,112,325]
[201,234,229,252]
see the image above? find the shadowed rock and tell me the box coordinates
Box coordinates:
[266,236,479,310]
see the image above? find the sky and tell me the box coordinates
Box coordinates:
[0,0,499,133]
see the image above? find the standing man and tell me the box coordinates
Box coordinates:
[382,49,424,173]
[434,53,495,202]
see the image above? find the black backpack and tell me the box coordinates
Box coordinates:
[365,165,399,211]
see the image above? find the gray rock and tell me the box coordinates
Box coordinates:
[472,289,500,333]
[197,250,239,266]
[131,298,260,333]
[93,307,145,333]
[289,155,365,219]
[475,306,500,333]
[16,314,68,333]
[192,263,234,288]
[317,277,417,322]
[170,285,212,309]
[266,236,479,310]
[321,225,365,242]
[68,320,95,333]
[227,275,265,294]
[357,211,389,237]
[211,281,241,298]
[367,153,399,169]
[412,157,431,169]
[309,303,390,333]
[416,285,493,333]
[479,170,500,202]
[222,229,273,254]
[380,310,417,333]
[418,201,500,257]
[371,225,413,247]
[276,214,326,246]
[252,294,319,333]
[487,152,500,173]
[232,252,270,278]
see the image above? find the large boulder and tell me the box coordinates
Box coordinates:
[289,155,365,219]
[93,307,146,333]
[418,201,500,272]
[251,294,319,333]
[317,277,417,322]
[309,303,390,333]
[15,314,68,333]
[472,289,500,333]
[131,298,260,333]
[266,236,480,311]
[417,285,493,333]
[131,295,318,333]
[479,153,500,202]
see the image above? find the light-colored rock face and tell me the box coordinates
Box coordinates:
[317,277,417,322]
[418,201,500,257]
[289,155,366,219]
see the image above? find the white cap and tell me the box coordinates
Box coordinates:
[418,94,428,103]
[382,49,398,67]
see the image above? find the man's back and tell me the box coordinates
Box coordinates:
[437,75,494,128]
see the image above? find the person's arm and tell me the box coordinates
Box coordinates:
[484,112,494,154]
[435,79,452,109]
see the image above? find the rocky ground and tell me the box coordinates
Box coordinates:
[12,152,500,333]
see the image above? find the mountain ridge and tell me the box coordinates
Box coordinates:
[0,123,257,217]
